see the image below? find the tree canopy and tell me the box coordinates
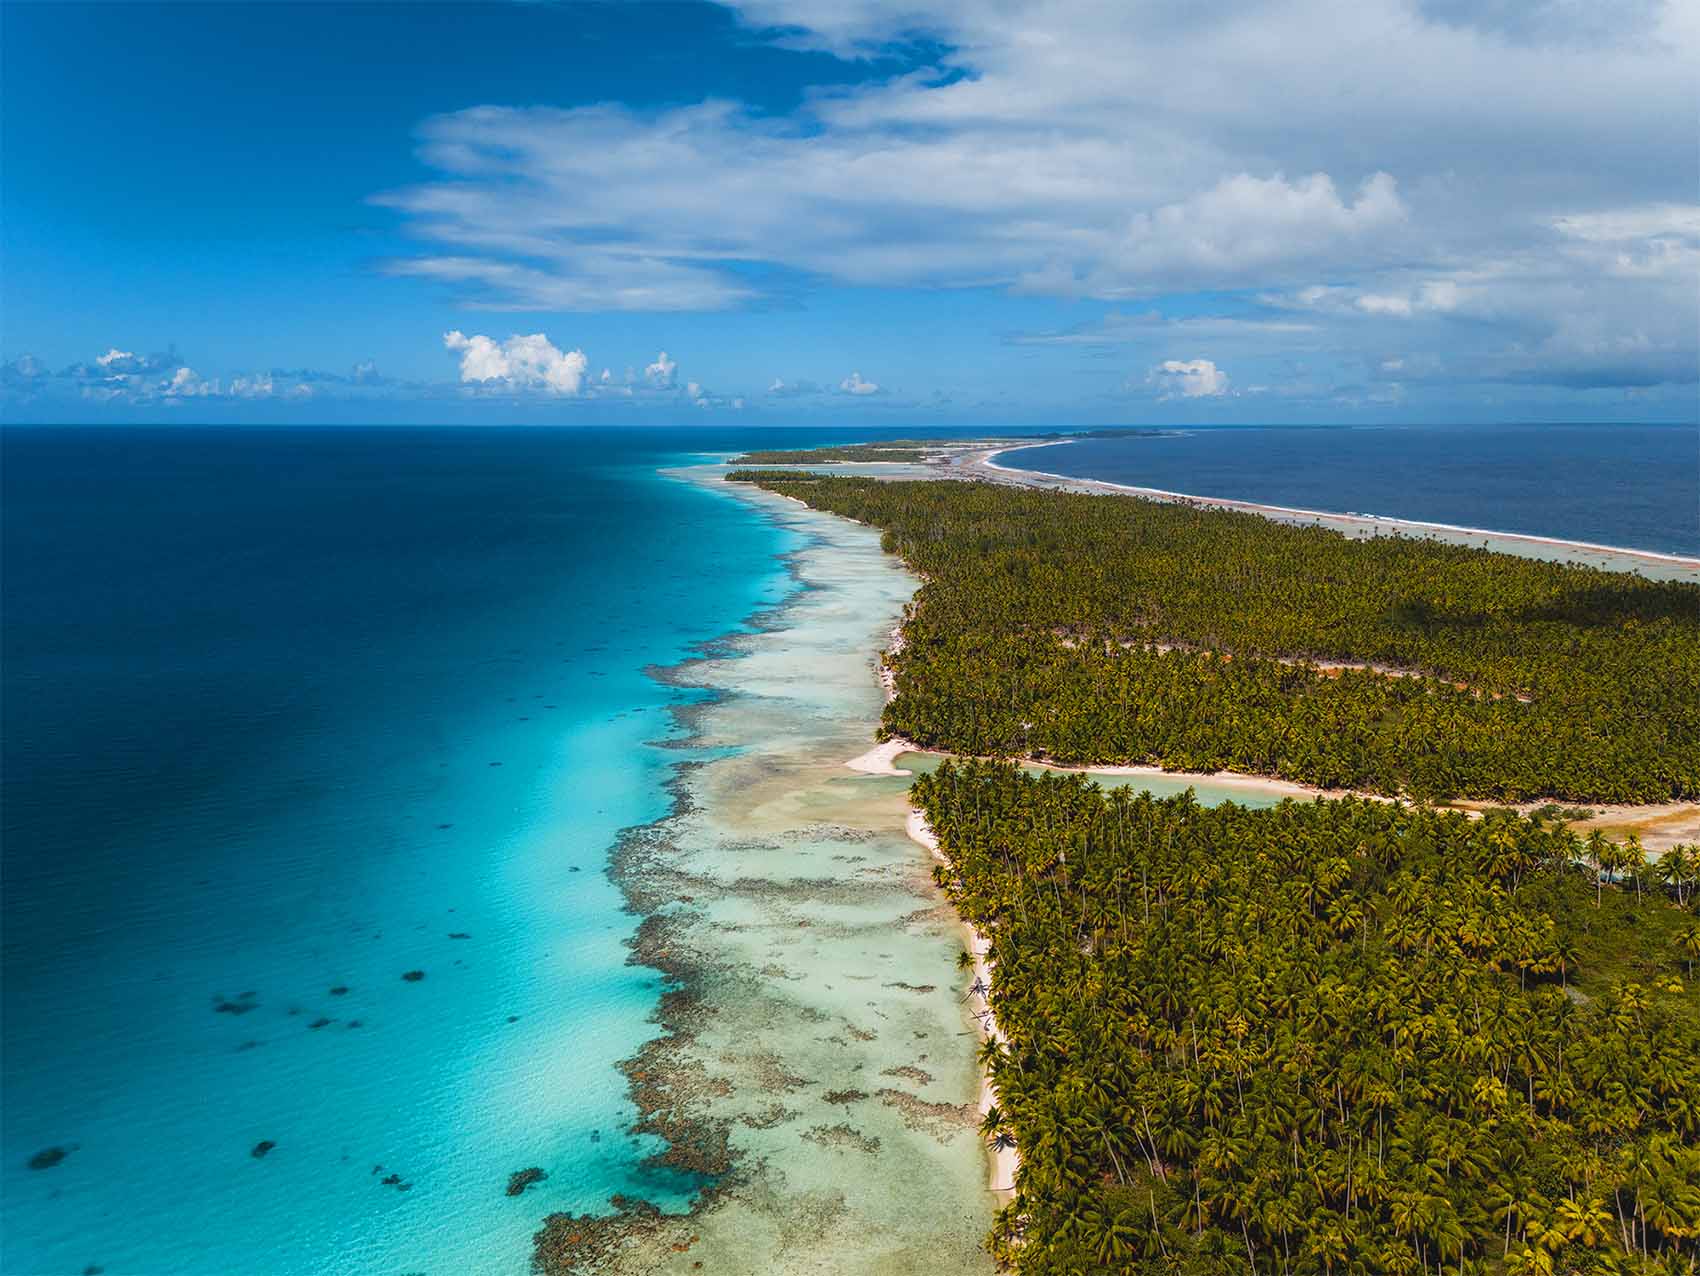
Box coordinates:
[919,760,1700,1275]
[731,473,1700,803]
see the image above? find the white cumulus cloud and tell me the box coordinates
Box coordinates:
[839,371,881,396]
[443,330,587,394]
[1149,359,1230,399]
[644,351,678,388]
[164,366,215,397]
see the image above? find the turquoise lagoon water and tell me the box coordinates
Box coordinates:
[6,420,1680,1274]
[0,426,1006,1276]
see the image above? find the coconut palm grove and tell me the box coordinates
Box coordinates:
[734,467,1700,1274]
[730,473,1699,804]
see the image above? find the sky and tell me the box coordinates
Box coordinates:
[2,0,1697,426]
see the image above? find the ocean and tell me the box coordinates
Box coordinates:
[0,426,961,1275]
[3,420,1691,1275]
[998,423,1699,556]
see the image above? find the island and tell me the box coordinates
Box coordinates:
[726,446,1700,1276]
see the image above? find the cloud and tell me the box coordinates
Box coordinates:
[3,354,50,392]
[443,330,588,394]
[229,373,312,399]
[4,344,397,408]
[385,252,750,312]
[265,360,393,387]
[1258,201,1700,390]
[1149,358,1230,399]
[644,351,678,389]
[1009,310,1317,346]
[838,371,882,395]
[767,377,824,397]
[165,367,216,397]
[373,0,1693,323]
[1414,0,1666,47]
[1054,172,1408,297]
[95,347,184,376]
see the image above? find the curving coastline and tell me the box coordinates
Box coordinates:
[902,808,1018,1193]
[849,622,1020,1194]
[539,467,995,1274]
[974,440,1700,582]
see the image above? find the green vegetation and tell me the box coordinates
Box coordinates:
[729,474,1700,803]
[724,459,1700,1273]
[730,439,950,464]
[919,760,1700,1275]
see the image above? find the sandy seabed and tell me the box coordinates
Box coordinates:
[549,470,994,1275]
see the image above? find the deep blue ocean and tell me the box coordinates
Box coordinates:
[0,425,1003,1276]
[2,421,1691,1274]
[1002,423,1699,555]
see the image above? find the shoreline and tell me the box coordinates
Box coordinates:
[973,441,1700,578]
[903,809,1018,1194]
[850,624,1019,1193]
[851,737,1698,852]
[560,467,995,1274]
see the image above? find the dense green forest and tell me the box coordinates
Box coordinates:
[919,761,1700,1275]
[729,472,1700,803]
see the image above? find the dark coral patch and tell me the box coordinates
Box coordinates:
[506,1167,548,1196]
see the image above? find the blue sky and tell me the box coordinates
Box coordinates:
[3,0,1696,425]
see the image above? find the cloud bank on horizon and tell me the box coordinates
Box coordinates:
[3,0,1696,421]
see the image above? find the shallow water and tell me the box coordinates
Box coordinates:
[896,753,1290,810]
[17,419,1662,1274]
[577,470,996,1273]
[1,427,993,1275]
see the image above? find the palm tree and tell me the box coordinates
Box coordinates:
[1552,1195,1613,1249]
[1676,923,1700,979]
[1587,832,1611,906]
[1620,834,1647,903]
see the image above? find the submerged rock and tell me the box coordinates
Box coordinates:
[506,1167,548,1196]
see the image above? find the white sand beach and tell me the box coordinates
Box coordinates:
[970,442,1700,584]
[904,809,1017,1194]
